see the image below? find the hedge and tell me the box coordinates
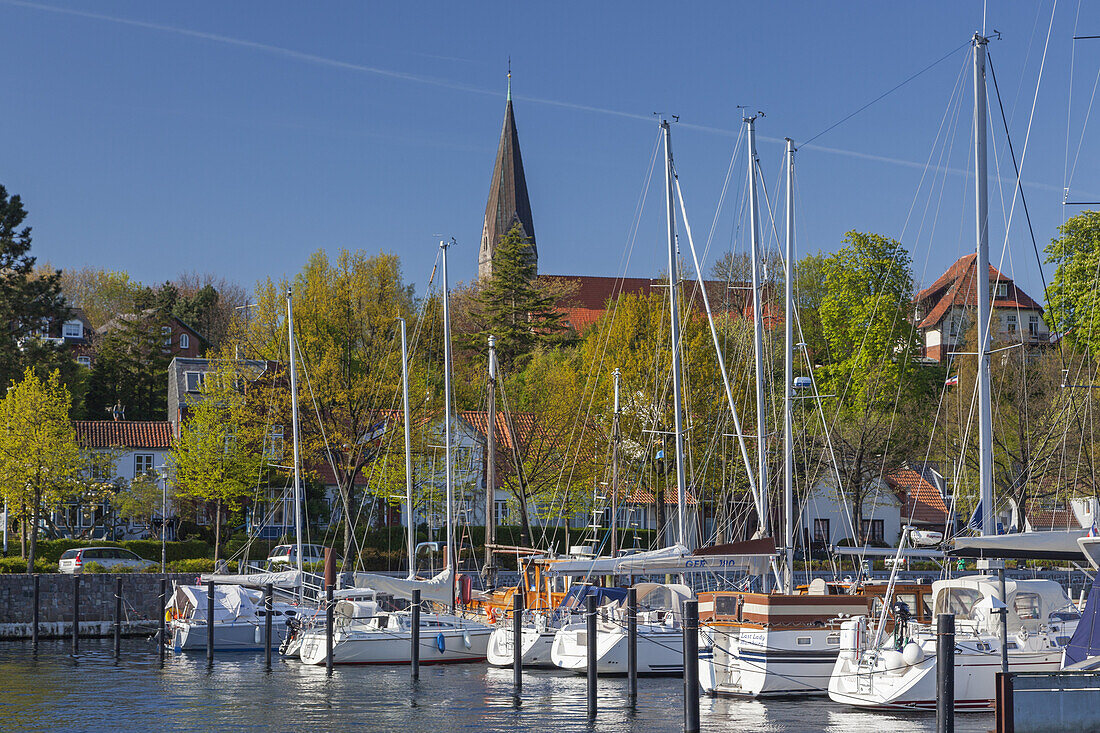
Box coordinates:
[18,539,211,563]
[0,557,58,573]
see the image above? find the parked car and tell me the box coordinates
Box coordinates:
[264,543,332,570]
[59,547,156,573]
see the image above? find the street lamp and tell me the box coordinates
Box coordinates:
[156,465,170,572]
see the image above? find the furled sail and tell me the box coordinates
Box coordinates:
[198,570,302,588]
[353,567,454,604]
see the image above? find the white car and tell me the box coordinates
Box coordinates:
[265,543,331,569]
[59,547,156,573]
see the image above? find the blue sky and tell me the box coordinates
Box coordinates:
[1,1,1098,301]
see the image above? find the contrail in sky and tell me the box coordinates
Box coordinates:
[1,0,1084,198]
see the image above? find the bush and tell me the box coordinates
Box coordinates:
[0,557,58,573]
[82,562,108,573]
[22,539,210,563]
[168,558,217,573]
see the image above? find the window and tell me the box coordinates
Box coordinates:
[161,325,172,347]
[1029,315,1040,337]
[180,333,190,350]
[813,518,830,543]
[860,519,885,543]
[494,500,509,525]
[196,505,209,525]
[76,356,91,367]
[949,317,959,337]
[62,320,83,339]
[996,282,1008,298]
[1006,314,1017,333]
[1013,592,1042,621]
[934,588,984,620]
[184,371,206,393]
[134,453,154,476]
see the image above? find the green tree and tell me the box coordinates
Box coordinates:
[0,369,85,571]
[112,472,175,532]
[464,223,569,372]
[56,267,145,328]
[816,232,932,544]
[1046,210,1100,355]
[170,361,266,563]
[247,249,415,562]
[85,310,173,420]
[0,186,74,393]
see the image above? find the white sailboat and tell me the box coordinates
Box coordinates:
[297,241,492,666]
[827,33,1079,711]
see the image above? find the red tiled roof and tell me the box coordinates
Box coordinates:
[887,468,948,526]
[915,254,1043,330]
[540,274,776,333]
[74,420,173,449]
[459,411,536,452]
[1027,508,1081,531]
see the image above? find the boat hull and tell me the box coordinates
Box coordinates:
[171,620,286,651]
[299,625,492,666]
[701,625,841,697]
[486,626,558,668]
[551,621,684,676]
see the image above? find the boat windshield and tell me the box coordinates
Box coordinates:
[934,588,984,620]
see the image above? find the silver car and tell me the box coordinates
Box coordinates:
[59,547,156,573]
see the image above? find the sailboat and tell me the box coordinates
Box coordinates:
[298,241,493,666]
[168,287,311,652]
[826,33,1079,711]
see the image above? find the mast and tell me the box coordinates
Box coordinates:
[484,334,497,586]
[746,116,770,541]
[783,139,796,593]
[611,367,621,557]
[440,240,456,612]
[661,120,688,549]
[399,318,415,580]
[974,33,994,537]
[286,288,304,600]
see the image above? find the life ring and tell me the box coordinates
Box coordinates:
[487,608,499,624]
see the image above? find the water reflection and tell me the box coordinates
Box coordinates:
[0,640,993,732]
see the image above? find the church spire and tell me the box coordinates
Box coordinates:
[478,67,536,281]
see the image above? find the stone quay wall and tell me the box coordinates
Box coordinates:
[0,573,196,639]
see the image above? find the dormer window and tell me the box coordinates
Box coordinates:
[62,320,83,339]
[996,282,1008,298]
[180,333,189,350]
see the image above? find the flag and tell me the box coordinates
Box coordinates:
[966,499,983,533]
[945,374,959,387]
[1089,517,1099,538]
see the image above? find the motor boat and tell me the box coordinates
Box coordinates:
[550,583,692,676]
[828,576,1079,711]
[167,582,302,651]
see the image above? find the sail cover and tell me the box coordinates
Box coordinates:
[545,540,776,576]
[1063,583,1100,667]
[950,530,1088,560]
[169,584,260,622]
[353,567,454,604]
[198,570,301,588]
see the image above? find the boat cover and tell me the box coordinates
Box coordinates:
[1063,583,1100,666]
[950,530,1088,560]
[353,567,454,604]
[198,570,301,588]
[169,584,261,623]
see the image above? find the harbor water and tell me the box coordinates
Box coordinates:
[0,639,996,732]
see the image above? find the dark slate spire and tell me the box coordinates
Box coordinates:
[478,71,536,281]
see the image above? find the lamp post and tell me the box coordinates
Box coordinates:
[156,466,169,572]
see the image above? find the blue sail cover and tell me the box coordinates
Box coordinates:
[1064,584,1100,666]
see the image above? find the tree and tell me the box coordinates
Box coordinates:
[173,272,248,350]
[0,186,73,392]
[56,267,145,328]
[0,369,85,571]
[170,360,266,563]
[1046,210,1100,355]
[816,232,934,545]
[85,310,173,420]
[112,472,175,533]
[464,223,570,372]
[247,249,415,562]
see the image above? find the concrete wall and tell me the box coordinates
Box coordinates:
[0,573,193,638]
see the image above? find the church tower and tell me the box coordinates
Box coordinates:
[478,71,536,281]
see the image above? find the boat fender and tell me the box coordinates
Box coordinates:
[437,632,447,654]
[255,625,262,645]
[901,641,924,666]
[882,650,906,675]
[463,630,472,649]
[165,609,173,625]
[1019,627,1029,642]
[487,608,498,624]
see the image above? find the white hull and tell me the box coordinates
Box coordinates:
[551,621,684,676]
[171,620,285,651]
[299,614,493,666]
[829,633,1065,710]
[701,625,840,697]
[486,626,558,668]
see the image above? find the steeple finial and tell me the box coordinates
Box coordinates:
[507,56,511,101]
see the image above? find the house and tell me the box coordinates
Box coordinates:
[54,419,175,540]
[30,307,96,367]
[167,357,273,437]
[800,466,951,548]
[98,311,207,360]
[914,254,1049,362]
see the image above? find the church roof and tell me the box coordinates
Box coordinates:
[479,93,536,280]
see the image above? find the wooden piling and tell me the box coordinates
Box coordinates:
[513,592,523,692]
[206,580,215,666]
[158,577,166,665]
[627,587,637,705]
[586,595,597,720]
[114,576,122,659]
[937,613,955,733]
[31,574,39,650]
[71,574,79,655]
[411,589,421,680]
[325,583,334,675]
[683,599,699,733]
[264,583,273,671]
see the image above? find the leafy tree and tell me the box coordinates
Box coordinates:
[1046,210,1100,355]
[464,223,569,372]
[56,267,145,328]
[0,186,73,392]
[112,472,175,532]
[0,369,85,571]
[816,232,932,544]
[170,360,266,563]
[247,249,414,562]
